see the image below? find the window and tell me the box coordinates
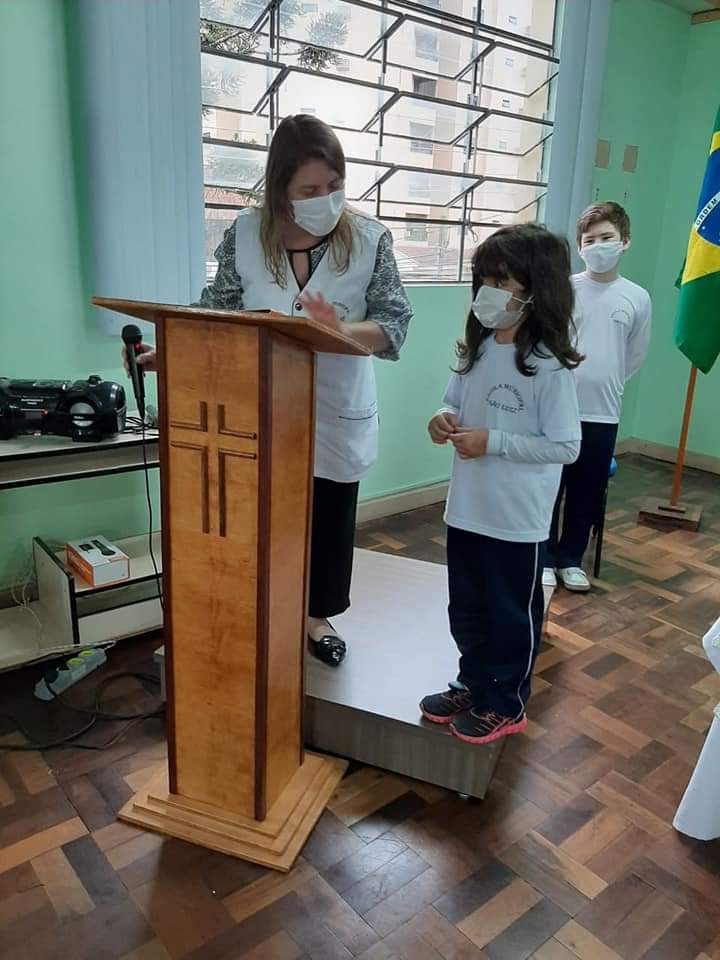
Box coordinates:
[408,172,432,200]
[414,27,438,61]
[199,0,559,282]
[404,214,428,241]
[410,122,434,154]
[412,75,437,98]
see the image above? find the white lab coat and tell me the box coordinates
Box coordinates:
[673,615,720,841]
[235,208,384,483]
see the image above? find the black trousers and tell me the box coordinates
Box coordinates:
[308,476,360,619]
[547,421,618,569]
[447,525,545,718]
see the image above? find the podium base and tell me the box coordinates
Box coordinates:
[118,752,347,872]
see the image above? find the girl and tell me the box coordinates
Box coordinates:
[421,224,582,744]
[124,115,412,666]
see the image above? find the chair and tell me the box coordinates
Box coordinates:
[592,456,617,578]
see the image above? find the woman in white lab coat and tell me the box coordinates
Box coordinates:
[129,115,412,666]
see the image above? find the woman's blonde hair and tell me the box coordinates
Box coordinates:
[259,115,353,285]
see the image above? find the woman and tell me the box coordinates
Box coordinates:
[127,115,412,666]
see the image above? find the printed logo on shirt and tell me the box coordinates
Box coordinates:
[332,301,351,322]
[610,306,632,325]
[486,383,525,414]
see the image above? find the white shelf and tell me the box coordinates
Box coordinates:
[0,536,164,672]
[78,599,163,646]
[56,532,162,594]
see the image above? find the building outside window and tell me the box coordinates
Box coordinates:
[199,0,559,282]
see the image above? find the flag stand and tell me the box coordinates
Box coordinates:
[637,365,703,531]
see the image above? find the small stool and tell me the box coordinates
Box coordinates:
[592,456,616,578]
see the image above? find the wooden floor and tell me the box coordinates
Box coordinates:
[1,453,720,960]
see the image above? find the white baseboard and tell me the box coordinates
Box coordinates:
[357,438,720,528]
[358,481,448,523]
[616,437,720,476]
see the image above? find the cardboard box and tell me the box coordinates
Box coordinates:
[66,535,130,587]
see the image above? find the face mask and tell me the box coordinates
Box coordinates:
[581,240,624,274]
[292,190,345,237]
[472,285,532,329]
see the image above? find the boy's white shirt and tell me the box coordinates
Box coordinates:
[572,271,652,424]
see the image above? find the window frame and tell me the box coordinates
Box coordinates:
[199,0,560,283]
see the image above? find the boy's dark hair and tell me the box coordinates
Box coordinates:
[457,223,584,378]
[576,201,631,246]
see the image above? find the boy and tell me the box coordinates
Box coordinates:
[545,202,651,592]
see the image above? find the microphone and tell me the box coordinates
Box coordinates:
[121,324,146,419]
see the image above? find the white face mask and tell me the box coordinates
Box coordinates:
[292,190,345,237]
[581,240,624,274]
[472,285,532,329]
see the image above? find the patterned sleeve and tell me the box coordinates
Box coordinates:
[365,230,413,361]
[194,220,245,310]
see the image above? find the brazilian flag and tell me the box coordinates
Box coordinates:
[674,107,720,374]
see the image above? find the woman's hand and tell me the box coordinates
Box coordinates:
[299,292,344,334]
[428,411,459,444]
[122,343,157,375]
[451,429,489,459]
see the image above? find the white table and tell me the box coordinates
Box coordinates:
[0,429,158,490]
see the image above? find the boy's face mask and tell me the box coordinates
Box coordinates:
[472,285,533,329]
[581,240,625,274]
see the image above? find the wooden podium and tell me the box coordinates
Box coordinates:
[92,297,367,871]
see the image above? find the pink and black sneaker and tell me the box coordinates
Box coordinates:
[450,708,527,744]
[420,687,473,724]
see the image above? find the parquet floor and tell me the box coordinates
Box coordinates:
[1,453,720,960]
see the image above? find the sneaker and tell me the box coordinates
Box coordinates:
[450,709,527,745]
[420,687,473,724]
[542,567,557,588]
[557,566,591,592]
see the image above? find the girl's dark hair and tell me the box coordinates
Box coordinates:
[457,223,584,377]
[260,114,353,285]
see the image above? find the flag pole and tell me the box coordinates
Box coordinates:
[638,364,702,530]
[669,365,698,506]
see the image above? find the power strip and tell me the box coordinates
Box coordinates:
[34,648,107,701]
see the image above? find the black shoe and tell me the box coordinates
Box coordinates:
[309,633,346,667]
[420,687,473,724]
[450,708,527,744]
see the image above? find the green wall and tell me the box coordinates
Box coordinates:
[3,0,719,591]
[593,1,720,451]
[0,0,158,590]
[631,17,720,455]
[0,0,463,587]
[362,285,466,501]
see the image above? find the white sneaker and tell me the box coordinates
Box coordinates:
[557,566,591,592]
[542,568,557,588]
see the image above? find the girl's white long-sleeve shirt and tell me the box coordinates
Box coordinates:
[440,337,581,542]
